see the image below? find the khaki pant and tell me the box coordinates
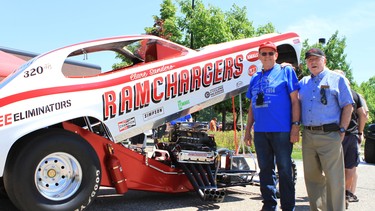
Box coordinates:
[302,130,345,211]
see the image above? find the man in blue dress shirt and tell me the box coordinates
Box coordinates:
[299,48,354,211]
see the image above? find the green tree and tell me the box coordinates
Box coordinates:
[299,31,373,99]
[141,0,276,128]
[359,77,375,124]
[144,0,181,43]
[176,0,275,128]
[116,0,375,126]
[300,31,352,81]
[300,31,375,124]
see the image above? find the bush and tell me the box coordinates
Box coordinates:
[160,129,303,160]
[209,130,254,154]
[211,130,303,160]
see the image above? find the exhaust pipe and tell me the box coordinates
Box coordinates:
[180,163,225,202]
[179,163,205,198]
[203,188,226,202]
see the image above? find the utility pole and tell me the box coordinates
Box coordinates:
[319,38,326,45]
[190,0,195,49]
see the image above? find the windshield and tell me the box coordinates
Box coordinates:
[63,38,189,78]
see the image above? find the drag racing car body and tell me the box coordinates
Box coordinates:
[0,32,302,210]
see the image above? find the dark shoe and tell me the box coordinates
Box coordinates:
[346,190,359,202]
[348,193,359,202]
[345,191,349,209]
[345,198,349,209]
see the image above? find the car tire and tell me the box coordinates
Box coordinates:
[365,138,375,164]
[276,159,297,198]
[3,128,101,211]
[0,177,7,199]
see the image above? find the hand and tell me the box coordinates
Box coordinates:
[280,62,295,69]
[244,132,253,147]
[358,134,364,145]
[290,125,300,143]
[339,132,345,141]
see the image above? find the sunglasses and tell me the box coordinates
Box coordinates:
[260,52,275,56]
[320,87,327,105]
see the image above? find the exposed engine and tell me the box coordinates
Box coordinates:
[152,123,225,202]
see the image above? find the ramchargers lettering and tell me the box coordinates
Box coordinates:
[102,55,244,121]
[0,100,72,127]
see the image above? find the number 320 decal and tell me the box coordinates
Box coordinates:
[24,66,43,78]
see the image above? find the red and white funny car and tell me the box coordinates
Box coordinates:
[0,33,301,210]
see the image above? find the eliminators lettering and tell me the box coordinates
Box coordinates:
[102,55,244,121]
[14,100,72,121]
[0,100,72,127]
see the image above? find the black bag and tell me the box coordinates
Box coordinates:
[323,123,340,132]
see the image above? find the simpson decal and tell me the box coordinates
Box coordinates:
[143,107,164,121]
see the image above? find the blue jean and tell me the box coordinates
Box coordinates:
[254,132,295,211]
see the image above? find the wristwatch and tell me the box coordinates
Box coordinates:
[339,127,346,133]
[292,121,301,126]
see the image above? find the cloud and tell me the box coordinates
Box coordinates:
[340,2,375,36]
[285,1,375,44]
[285,17,336,45]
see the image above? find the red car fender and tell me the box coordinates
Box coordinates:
[62,121,194,193]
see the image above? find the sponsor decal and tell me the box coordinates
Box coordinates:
[102,55,244,121]
[143,107,164,121]
[76,170,101,211]
[149,65,175,76]
[236,81,243,88]
[118,117,136,132]
[0,100,72,127]
[209,85,224,98]
[293,38,300,44]
[248,65,257,76]
[129,65,176,81]
[204,91,210,98]
[246,51,259,62]
[178,99,190,110]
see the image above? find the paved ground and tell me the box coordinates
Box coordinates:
[86,158,375,210]
[1,154,375,210]
[236,158,375,210]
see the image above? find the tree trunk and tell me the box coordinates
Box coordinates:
[221,109,227,131]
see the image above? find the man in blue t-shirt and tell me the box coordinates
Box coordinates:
[244,41,300,211]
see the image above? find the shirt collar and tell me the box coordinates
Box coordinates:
[311,68,329,80]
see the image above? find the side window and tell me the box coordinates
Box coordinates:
[62,50,121,77]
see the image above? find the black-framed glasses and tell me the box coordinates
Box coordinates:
[320,87,327,105]
[260,52,275,57]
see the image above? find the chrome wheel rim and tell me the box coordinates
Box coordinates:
[35,152,82,201]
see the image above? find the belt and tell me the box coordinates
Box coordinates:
[303,123,339,132]
[304,126,324,131]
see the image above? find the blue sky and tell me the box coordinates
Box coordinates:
[1,0,374,84]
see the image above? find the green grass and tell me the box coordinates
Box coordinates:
[160,130,304,160]
[291,143,302,160]
[212,130,303,160]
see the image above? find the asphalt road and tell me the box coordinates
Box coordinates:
[86,159,375,211]
[1,159,375,211]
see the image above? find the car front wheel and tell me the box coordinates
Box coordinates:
[4,129,101,211]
